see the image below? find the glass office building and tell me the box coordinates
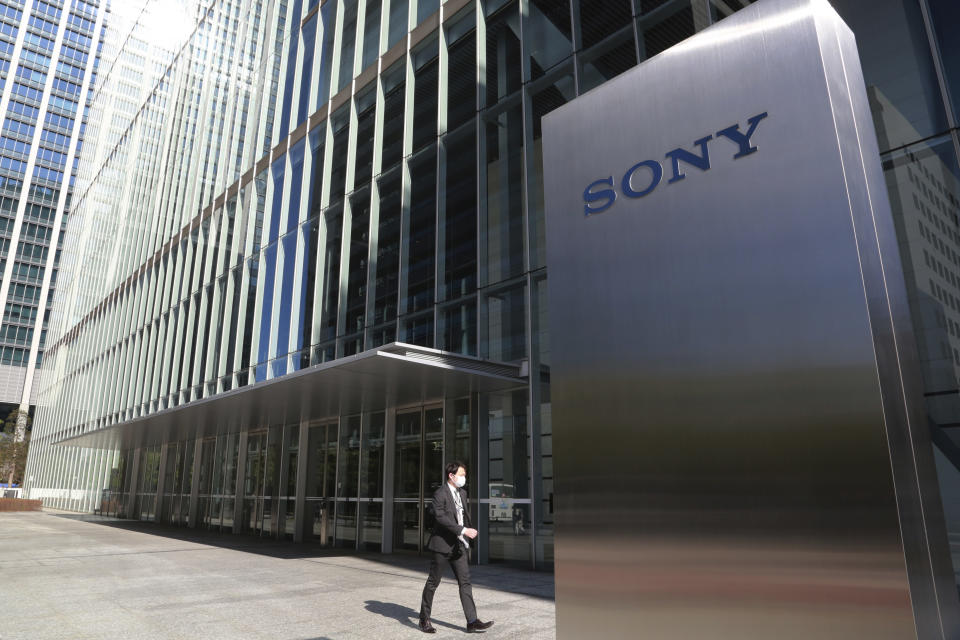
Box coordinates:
[0,0,103,417]
[19,0,960,576]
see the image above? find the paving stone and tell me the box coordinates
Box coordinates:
[0,512,556,640]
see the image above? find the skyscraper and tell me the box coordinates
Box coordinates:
[19,0,960,588]
[0,0,104,425]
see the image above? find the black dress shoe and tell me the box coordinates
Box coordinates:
[418,617,436,633]
[466,619,494,633]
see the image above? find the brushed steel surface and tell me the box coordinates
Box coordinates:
[541,0,957,638]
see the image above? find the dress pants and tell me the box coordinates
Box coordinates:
[420,543,477,623]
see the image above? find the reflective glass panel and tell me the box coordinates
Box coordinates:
[579,0,632,50]
[338,0,359,92]
[484,282,526,363]
[373,173,401,324]
[928,0,960,124]
[345,190,371,339]
[881,135,960,591]
[485,389,531,564]
[485,2,521,105]
[485,103,524,284]
[446,21,476,131]
[829,0,949,151]
[406,150,436,313]
[381,63,406,172]
[526,0,572,80]
[412,39,439,151]
[395,410,422,499]
[354,86,377,187]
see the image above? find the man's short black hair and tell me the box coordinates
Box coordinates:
[445,461,466,478]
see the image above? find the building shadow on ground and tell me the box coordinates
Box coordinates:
[49,513,554,600]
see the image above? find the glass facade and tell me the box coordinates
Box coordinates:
[0,0,103,411]
[17,0,960,579]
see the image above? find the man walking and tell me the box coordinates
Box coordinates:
[419,461,494,634]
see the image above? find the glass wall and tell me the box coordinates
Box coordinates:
[35,0,960,577]
[359,412,385,550]
[305,421,338,545]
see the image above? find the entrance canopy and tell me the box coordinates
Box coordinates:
[55,343,525,450]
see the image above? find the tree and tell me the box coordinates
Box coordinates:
[0,409,30,488]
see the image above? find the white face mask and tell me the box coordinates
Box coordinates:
[452,474,466,488]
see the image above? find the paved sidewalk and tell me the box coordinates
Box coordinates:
[0,511,555,640]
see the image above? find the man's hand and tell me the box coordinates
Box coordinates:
[463,527,478,539]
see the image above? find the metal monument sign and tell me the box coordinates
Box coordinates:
[542,0,958,638]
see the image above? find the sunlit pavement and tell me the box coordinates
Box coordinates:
[0,511,555,640]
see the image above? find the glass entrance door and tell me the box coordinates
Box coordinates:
[305,420,338,545]
[242,431,267,535]
[392,405,444,552]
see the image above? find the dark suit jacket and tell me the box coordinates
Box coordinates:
[427,484,472,554]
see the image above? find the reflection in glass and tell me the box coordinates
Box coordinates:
[361,412,385,498]
[527,0,572,79]
[197,439,215,527]
[393,500,420,551]
[306,422,338,545]
[345,190,371,342]
[440,298,477,356]
[354,86,376,187]
[329,106,350,203]
[255,243,277,380]
[263,425,282,537]
[485,389,531,564]
[381,64,405,172]
[395,411,422,499]
[387,0,408,50]
[406,150,437,314]
[578,31,637,94]
[486,2,521,106]
[881,134,960,593]
[829,0,949,151]
[316,1,339,104]
[639,4,695,60]
[446,19,476,131]
[360,412,385,550]
[336,416,361,547]
[578,0,632,50]
[418,0,438,22]
[338,0,359,93]
[927,0,960,124]
[412,39,439,152]
[278,0,304,136]
[485,104,524,284]
[221,434,239,531]
[297,15,317,127]
[529,70,575,269]
[373,173,401,327]
[297,217,319,368]
[319,205,343,347]
[283,425,299,539]
[242,431,267,535]
[443,131,477,300]
[362,0,382,70]
[336,501,358,548]
[485,283,526,363]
